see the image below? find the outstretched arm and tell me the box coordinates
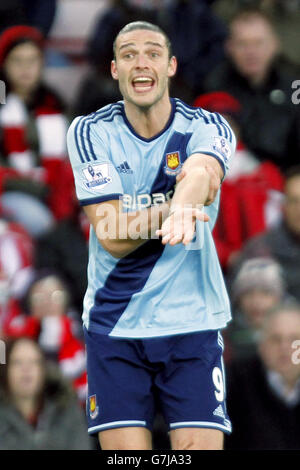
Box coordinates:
[84,154,221,258]
[84,198,171,259]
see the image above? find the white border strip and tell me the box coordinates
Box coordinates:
[88,420,147,434]
[169,421,232,433]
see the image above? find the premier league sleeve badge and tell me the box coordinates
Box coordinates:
[82,163,112,191]
[212,137,231,163]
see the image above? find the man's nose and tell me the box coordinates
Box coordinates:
[135,54,149,68]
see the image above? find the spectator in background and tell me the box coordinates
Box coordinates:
[226,257,286,361]
[213,0,300,70]
[0,268,22,340]
[204,8,300,171]
[225,303,300,449]
[0,25,75,237]
[193,91,284,270]
[0,337,92,449]
[230,165,300,303]
[0,0,57,37]
[157,0,227,101]
[0,214,34,337]
[3,270,87,405]
[72,0,154,117]
[34,205,89,314]
[22,0,57,38]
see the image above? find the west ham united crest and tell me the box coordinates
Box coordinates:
[164,151,182,176]
[212,137,231,163]
[89,394,99,419]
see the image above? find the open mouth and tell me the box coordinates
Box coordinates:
[132,76,155,93]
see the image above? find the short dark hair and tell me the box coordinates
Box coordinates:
[229,7,276,34]
[113,21,173,60]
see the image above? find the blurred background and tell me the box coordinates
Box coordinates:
[0,0,300,451]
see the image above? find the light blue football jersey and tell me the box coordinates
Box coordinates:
[67,98,236,338]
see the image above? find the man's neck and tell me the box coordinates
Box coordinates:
[124,95,172,139]
[247,71,268,88]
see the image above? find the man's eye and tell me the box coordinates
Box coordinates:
[123,53,134,59]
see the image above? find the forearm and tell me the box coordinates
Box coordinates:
[93,200,171,258]
[170,166,210,211]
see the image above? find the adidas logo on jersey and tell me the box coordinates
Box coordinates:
[213,405,225,419]
[117,161,133,174]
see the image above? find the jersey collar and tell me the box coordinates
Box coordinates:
[120,98,176,142]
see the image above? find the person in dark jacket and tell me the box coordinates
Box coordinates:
[230,165,300,303]
[0,337,92,449]
[225,302,300,449]
[34,207,89,314]
[226,257,286,361]
[213,0,300,69]
[204,7,300,171]
[0,0,56,37]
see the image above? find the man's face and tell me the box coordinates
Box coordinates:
[259,311,300,380]
[239,288,280,329]
[283,175,300,237]
[111,29,177,109]
[29,276,67,318]
[226,16,279,82]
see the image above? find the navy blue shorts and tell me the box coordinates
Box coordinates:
[83,328,232,435]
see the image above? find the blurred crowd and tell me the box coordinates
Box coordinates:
[0,0,300,451]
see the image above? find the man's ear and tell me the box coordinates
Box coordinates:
[111,60,118,80]
[168,56,177,78]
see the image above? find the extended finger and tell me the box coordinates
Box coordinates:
[182,226,196,245]
[162,232,173,245]
[169,233,184,246]
[193,209,210,222]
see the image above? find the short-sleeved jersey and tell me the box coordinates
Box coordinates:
[67,98,236,338]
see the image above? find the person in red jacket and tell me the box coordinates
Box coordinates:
[3,270,87,405]
[0,25,75,237]
[193,91,284,271]
[0,213,34,338]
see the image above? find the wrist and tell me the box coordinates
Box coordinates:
[168,204,189,216]
[169,203,204,217]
